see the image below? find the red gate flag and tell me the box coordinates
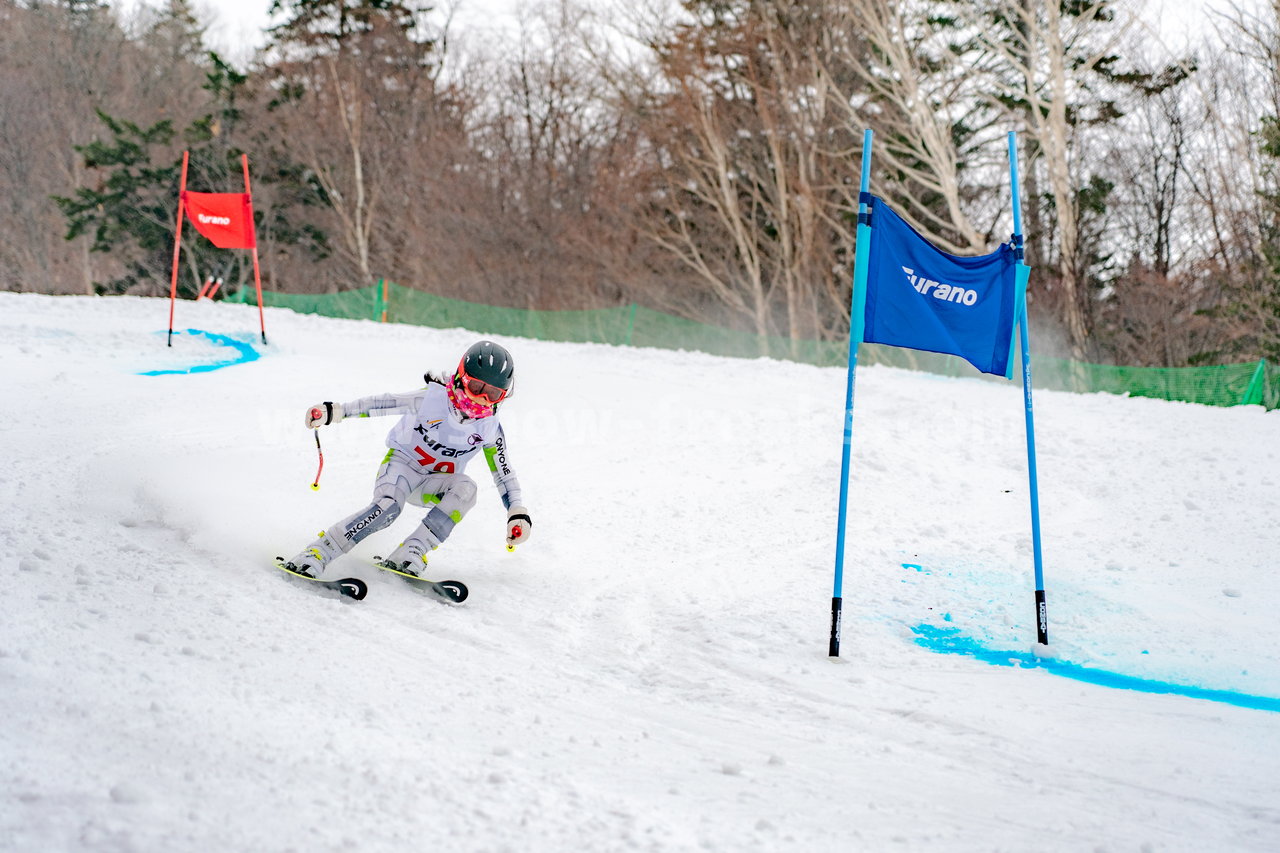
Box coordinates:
[182,191,256,249]
[168,152,267,347]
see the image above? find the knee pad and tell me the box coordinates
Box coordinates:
[374,474,413,506]
[441,476,478,512]
[414,476,478,546]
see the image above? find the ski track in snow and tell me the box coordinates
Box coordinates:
[1,293,1278,852]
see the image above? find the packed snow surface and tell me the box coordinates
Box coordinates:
[2,293,1278,852]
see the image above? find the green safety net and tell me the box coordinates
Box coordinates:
[227,281,1277,410]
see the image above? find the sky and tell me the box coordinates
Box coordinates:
[1,291,1278,850]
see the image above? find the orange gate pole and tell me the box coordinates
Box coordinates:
[167,150,189,347]
[242,154,267,345]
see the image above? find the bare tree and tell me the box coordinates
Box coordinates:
[962,0,1135,359]
[1189,0,1280,361]
[629,0,861,346]
[0,1,130,293]
[0,0,226,295]
[265,0,445,292]
[450,0,644,309]
[824,0,1004,253]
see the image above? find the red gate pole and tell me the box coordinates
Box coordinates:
[167,150,189,347]
[242,153,267,345]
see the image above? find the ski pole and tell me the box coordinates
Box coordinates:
[310,428,324,491]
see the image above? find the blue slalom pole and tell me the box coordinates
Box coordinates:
[1008,131,1049,646]
[829,128,873,658]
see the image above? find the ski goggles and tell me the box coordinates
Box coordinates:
[455,370,509,404]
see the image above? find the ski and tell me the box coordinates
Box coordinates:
[370,559,468,604]
[273,558,367,600]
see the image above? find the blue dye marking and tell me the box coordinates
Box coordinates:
[139,329,260,375]
[902,563,929,574]
[911,624,1280,714]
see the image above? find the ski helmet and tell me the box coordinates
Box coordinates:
[448,340,514,418]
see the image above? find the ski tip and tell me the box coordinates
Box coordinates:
[339,578,369,600]
[437,580,468,604]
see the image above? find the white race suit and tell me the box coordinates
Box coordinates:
[294,378,523,572]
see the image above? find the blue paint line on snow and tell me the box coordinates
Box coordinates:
[911,624,1280,714]
[139,329,260,375]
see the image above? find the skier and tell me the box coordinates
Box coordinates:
[283,340,531,580]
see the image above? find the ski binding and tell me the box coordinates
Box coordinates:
[273,558,367,600]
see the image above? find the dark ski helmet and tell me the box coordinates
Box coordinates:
[449,340,514,418]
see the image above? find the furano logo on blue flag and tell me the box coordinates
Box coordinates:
[861,197,1022,377]
[901,266,979,306]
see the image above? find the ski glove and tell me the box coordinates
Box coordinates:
[506,506,532,547]
[305,402,344,429]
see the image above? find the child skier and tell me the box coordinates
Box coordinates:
[283,340,531,579]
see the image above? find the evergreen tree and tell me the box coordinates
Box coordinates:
[55,110,183,295]
[144,0,206,69]
[54,53,324,295]
[936,0,1191,358]
[263,0,442,291]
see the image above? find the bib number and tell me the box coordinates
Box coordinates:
[413,447,456,473]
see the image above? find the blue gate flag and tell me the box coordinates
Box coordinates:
[861,197,1021,378]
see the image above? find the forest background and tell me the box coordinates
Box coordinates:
[2,0,1277,367]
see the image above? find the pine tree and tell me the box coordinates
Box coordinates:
[54,53,323,295]
[938,0,1191,359]
[55,111,183,294]
[263,0,442,291]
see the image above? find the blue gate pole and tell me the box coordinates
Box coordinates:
[830,128,874,658]
[1008,131,1049,646]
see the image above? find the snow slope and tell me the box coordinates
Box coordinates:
[2,292,1278,852]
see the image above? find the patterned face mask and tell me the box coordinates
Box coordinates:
[447,377,495,419]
